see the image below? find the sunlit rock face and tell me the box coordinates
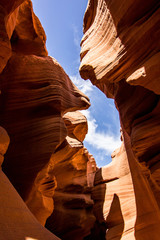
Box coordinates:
[80,0,160,239]
[46,111,97,239]
[87,133,160,240]
[80,0,160,96]
[91,142,137,240]
[0,53,90,226]
[0,0,95,239]
[0,0,47,73]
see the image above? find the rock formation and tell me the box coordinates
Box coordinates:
[80,0,160,239]
[46,111,96,239]
[0,0,95,239]
[0,53,90,226]
[1,0,159,239]
[0,127,60,240]
[92,142,137,240]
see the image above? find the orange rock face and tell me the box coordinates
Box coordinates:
[11,0,48,56]
[90,144,137,239]
[88,134,160,240]
[46,111,96,239]
[80,0,160,239]
[0,52,90,226]
[0,0,95,239]
[0,171,60,240]
[0,127,60,240]
[80,0,160,96]
[2,0,160,238]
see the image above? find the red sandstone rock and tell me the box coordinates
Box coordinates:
[0,53,90,226]
[87,153,97,187]
[0,0,47,74]
[11,0,48,56]
[80,0,160,94]
[0,127,10,166]
[91,134,160,239]
[80,0,160,239]
[93,144,137,239]
[0,0,92,238]
[46,111,96,239]
[0,170,60,240]
[80,0,160,96]
[0,0,26,73]
[63,111,88,142]
[0,126,59,239]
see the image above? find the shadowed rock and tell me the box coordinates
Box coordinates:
[46,111,96,240]
[80,0,160,239]
[0,0,93,238]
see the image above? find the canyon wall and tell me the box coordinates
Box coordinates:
[1,0,159,239]
[0,0,96,239]
[46,111,96,239]
[80,0,160,239]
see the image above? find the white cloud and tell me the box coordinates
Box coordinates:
[70,75,93,97]
[70,75,121,167]
[72,24,80,50]
[81,110,121,155]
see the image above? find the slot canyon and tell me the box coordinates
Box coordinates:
[0,0,159,239]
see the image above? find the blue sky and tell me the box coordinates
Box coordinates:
[32,0,121,167]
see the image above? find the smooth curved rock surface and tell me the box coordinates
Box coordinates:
[0,0,47,74]
[0,53,90,226]
[0,170,60,240]
[90,133,160,240]
[80,0,160,96]
[0,126,59,240]
[0,0,26,73]
[80,0,160,239]
[46,111,96,240]
[11,0,48,56]
[0,0,92,237]
[0,127,10,166]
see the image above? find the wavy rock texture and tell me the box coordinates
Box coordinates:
[0,0,47,74]
[0,170,60,240]
[10,0,48,56]
[87,133,160,240]
[0,53,90,226]
[0,0,93,239]
[0,50,90,225]
[46,111,96,239]
[92,142,137,240]
[0,127,60,240]
[80,0,160,239]
[80,0,160,96]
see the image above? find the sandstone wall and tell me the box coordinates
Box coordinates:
[0,0,95,239]
[0,127,60,240]
[46,111,96,239]
[80,0,160,239]
[1,0,159,239]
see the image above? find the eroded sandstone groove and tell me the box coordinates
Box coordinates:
[0,0,95,239]
[80,0,160,239]
[0,0,159,239]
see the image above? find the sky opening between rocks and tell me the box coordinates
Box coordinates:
[32,0,121,167]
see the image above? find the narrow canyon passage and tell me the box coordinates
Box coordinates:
[32,0,121,168]
[0,0,159,240]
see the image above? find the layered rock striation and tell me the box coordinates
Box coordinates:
[80,0,160,96]
[0,53,90,225]
[46,111,96,239]
[80,0,160,239]
[0,127,60,240]
[1,0,159,239]
[0,0,95,239]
